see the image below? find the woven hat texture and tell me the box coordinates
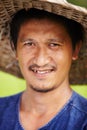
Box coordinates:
[0,0,87,84]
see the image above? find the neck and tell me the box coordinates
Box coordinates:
[20,83,72,116]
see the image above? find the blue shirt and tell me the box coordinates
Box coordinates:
[0,91,87,130]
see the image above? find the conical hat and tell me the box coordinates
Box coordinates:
[0,0,87,84]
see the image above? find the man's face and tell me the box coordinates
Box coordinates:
[16,18,78,93]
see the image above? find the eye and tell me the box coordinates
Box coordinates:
[50,43,60,47]
[49,42,62,49]
[48,41,64,51]
[23,40,35,47]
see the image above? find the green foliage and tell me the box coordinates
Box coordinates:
[67,0,87,8]
[0,71,87,98]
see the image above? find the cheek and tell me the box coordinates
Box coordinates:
[52,51,65,63]
[16,51,28,70]
[53,49,72,68]
[17,50,35,72]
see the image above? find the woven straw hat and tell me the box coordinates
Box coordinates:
[0,0,87,84]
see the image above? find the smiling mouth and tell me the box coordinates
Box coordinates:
[29,65,56,78]
[32,69,54,74]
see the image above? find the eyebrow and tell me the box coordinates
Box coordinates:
[20,38,36,43]
[47,38,64,44]
[19,37,65,45]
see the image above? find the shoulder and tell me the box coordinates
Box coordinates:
[0,93,22,129]
[0,92,22,113]
[70,91,87,114]
[0,92,22,103]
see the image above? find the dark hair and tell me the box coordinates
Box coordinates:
[10,8,85,50]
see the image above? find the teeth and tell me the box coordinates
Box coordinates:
[33,70,51,74]
[37,70,49,74]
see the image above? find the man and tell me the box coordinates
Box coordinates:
[0,0,87,130]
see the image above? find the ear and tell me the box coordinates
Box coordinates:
[72,41,82,60]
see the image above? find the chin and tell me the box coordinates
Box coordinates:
[30,84,55,93]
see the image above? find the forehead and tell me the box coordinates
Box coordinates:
[18,18,71,44]
[19,18,67,34]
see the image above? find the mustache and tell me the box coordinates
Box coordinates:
[29,64,56,70]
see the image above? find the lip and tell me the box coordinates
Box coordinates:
[31,68,54,79]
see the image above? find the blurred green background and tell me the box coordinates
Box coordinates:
[0,0,87,98]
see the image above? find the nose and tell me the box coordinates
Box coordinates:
[33,47,51,67]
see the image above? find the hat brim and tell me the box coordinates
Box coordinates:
[0,0,87,84]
